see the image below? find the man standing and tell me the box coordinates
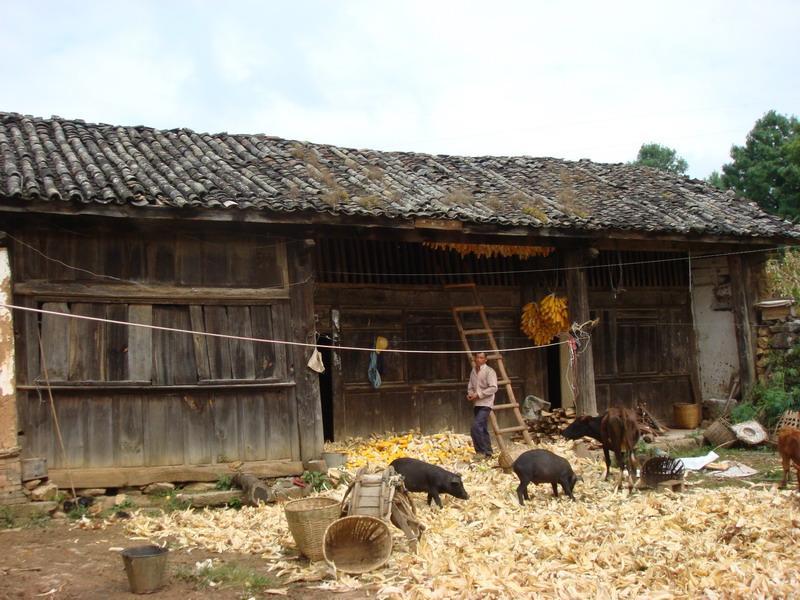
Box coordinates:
[467,351,498,458]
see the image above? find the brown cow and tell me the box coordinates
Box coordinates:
[777,427,800,490]
[600,407,641,492]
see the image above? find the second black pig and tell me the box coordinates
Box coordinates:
[512,449,578,505]
[389,457,469,508]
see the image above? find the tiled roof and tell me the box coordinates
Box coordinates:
[1,112,797,240]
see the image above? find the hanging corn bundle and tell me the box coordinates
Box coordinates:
[521,293,569,345]
[423,241,554,259]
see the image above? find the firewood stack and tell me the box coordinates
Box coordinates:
[519,407,577,443]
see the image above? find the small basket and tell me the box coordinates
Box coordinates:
[704,418,737,447]
[673,403,701,429]
[284,497,341,561]
[641,457,685,488]
[323,515,393,574]
[773,410,800,441]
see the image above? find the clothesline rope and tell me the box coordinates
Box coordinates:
[0,302,568,355]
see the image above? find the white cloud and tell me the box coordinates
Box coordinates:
[1,0,798,178]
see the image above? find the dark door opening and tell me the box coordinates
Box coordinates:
[318,335,335,441]
[546,340,562,409]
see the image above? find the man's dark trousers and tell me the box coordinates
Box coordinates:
[471,406,493,456]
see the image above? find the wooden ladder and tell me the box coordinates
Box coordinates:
[445,282,533,455]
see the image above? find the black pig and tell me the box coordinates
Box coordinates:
[389,457,469,508]
[512,449,578,505]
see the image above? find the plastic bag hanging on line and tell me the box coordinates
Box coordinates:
[307,347,325,373]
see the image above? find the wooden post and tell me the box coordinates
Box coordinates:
[728,254,759,397]
[288,240,324,463]
[564,248,598,416]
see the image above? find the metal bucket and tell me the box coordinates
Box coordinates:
[322,452,347,468]
[120,545,169,594]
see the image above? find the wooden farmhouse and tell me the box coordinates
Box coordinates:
[1,113,798,500]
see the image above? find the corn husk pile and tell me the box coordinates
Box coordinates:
[323,431,475,468]
[127,434,800,599]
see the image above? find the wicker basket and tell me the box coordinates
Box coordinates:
[673,403,701,429]
[323,515,393,574]
[704,418,736,447]
[773,410,800,441]
[284,497,341,561]
[641,457,685,488]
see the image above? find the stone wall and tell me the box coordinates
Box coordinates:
[756,308,799,382]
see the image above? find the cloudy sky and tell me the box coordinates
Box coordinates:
[1,1,798,179]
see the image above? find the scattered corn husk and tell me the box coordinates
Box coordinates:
[127,434,800,599]
[323,431,475,469]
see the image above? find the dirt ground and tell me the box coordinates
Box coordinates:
[0,446,791,600]
[0,520,371,600]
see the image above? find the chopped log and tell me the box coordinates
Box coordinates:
[175,490,243,508]
[232,472,274,506]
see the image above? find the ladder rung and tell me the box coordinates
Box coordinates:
[453,305,484,313]
[444,283,476,289]
[496,425,529,434]
[497,379,511,386]
[486,353,503,360]
[463,328,491,336]
[492,402,519,410]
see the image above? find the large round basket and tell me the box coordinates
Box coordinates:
[673,402,701,429]
[323,515,393,574]
[703,418,736,447]
[284,497,341,562]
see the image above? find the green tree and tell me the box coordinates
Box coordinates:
[632,143,688,175]
[721,110,800,219]
[706,170,724,189]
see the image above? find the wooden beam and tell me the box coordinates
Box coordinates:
[14,281,290,303]
[15,381,296,392]
[47,459,303,488]
[728,254,760,396]
[564,248,598,416]
[2,202,796,249]
[288,241,324,461]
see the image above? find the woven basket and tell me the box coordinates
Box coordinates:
[323,515,393,574]
[641,456,685,488]
[773,410,800,441]
[673,403,701,429]
[704,418,736,447]
[284,497,341,561]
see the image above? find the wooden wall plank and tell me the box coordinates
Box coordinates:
[204,306,232,380]
[286,387,301,460]
[113,395,144,467]
[211,392,240,463]
[68,303,106,381]
[177,237,203,285]
[53,396,84,469]
[228,306,256,379]
[251,305,276,379]
[271,303,289,379]
[86,396,113,468]
[264,391,293,460]
[152,306,195,384]
[143,395,185,466]
[183,393,213,465]
[20,392,53,461]
[127,305,153,382]
[239,392,266,461]
[106,304,129,380]
[19,297,41,384]
[288,242,324,461]
[189,305,211,381]
[40,302,70,380]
